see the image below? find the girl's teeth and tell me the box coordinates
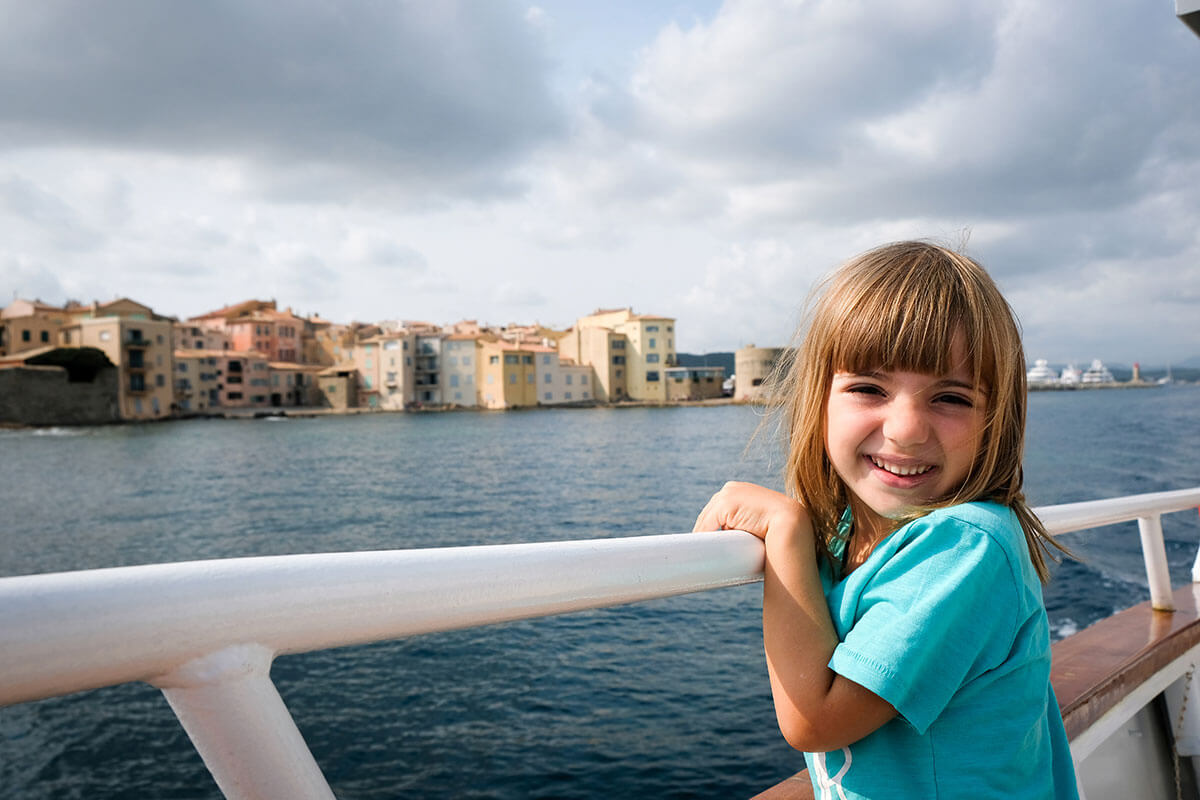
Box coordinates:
[871,457,931,476]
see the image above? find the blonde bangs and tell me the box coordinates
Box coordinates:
[820,244,997,385]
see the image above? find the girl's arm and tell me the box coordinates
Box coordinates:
[694,481,896,752]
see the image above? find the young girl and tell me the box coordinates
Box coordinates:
[695,241,1077,799]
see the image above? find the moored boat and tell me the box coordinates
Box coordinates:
[1028,358,1060,385]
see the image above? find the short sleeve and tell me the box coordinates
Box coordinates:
[828,512,1021,734]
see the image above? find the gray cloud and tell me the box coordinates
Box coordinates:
[0,1,566,198]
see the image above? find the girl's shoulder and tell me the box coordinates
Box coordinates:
[899,501,1026,559]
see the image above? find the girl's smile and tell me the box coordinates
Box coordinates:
[825,348,986,540]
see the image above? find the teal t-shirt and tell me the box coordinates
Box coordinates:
[801,502,1078,799]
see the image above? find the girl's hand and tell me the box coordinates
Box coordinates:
[693,481,813,543]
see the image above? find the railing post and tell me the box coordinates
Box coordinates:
[152,644,334,800]
[1192,508,1200,584]
[1138,514,1175,611]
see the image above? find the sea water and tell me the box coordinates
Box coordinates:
[1,386,1198,799]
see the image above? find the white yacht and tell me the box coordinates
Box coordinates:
[1059,364,1082,384]
[1080,359,1116,384]
[1027,359,1059,385]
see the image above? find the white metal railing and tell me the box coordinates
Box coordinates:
[1,488,1198,799]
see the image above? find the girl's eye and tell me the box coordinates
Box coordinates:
[847,384,885,396]
[936,393,974,407]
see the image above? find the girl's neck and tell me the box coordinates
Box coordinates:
[842,500,896,574]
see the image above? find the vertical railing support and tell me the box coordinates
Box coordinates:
[1138,514,1175,611]
[1191,508,1200,585]
[152,644,334,800]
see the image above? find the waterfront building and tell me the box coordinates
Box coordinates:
[304,319,362,367]
[173,350,222,413]
[665,366,726,402]
[68,315,175,420]
[268,363,322,407]
[414,334,443,406]
[189,300,304,363]
[442,335,480,407]
[532,345,593,405]
[317,367,358,410]
[174,323,230,353]
[734,345,786,403]
[0,299,71,357]
[209,350,271,408]
[558,308,676,403]
[478,338,538,409]
[354,331,416,410]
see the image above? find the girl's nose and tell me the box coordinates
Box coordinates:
[882,398,930,446]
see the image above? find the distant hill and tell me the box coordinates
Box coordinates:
[676,352,735,376]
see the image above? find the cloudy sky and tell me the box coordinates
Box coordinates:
[1,0,1197,365]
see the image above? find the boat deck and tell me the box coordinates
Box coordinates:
[752,583,1200,799]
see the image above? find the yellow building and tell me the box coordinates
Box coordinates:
[559,308,676,403]
[71,316,175,420]
[478,339,538,409]
[0,300,70,357]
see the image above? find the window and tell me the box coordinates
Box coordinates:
[543,355,551,365]
[647,371,660,381]
[490,355,500,364]
[129,350,145,368]
[21,330,30,342]
[565,392,572,400]
[448,356,458,366]
[649,338,657,349]
[130,374,145,391]
[544,392,553,401]
[646,325,659,332]
[40,331,49,343]
[647,353,660,363]
[616,369,623,378]
[386,372,397,384]
[504,355,519,365]
[450,374,460,387]
[667,325,673,332]
[612,356,625,365]
[364,376,373,389]
[581,375,588,385]
[179,363,188,372]
[527,374,534,384]
[156,374,165,387]
[565,374,573,385]
[522,355,533,365]
[544,373,552,384]
[454,391,463,401]
[582,392,589,399]
[612,340,625,349]
[509,374,517,384]
[462,356,471,366]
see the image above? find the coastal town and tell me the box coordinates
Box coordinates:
[0,296,1181,427]
[0,297,767,426]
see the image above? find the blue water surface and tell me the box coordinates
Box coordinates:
[1,388,1198,799]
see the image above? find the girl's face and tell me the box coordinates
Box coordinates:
[824,344,986,540]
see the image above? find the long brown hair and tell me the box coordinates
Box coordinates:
[770,240,1066,581]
